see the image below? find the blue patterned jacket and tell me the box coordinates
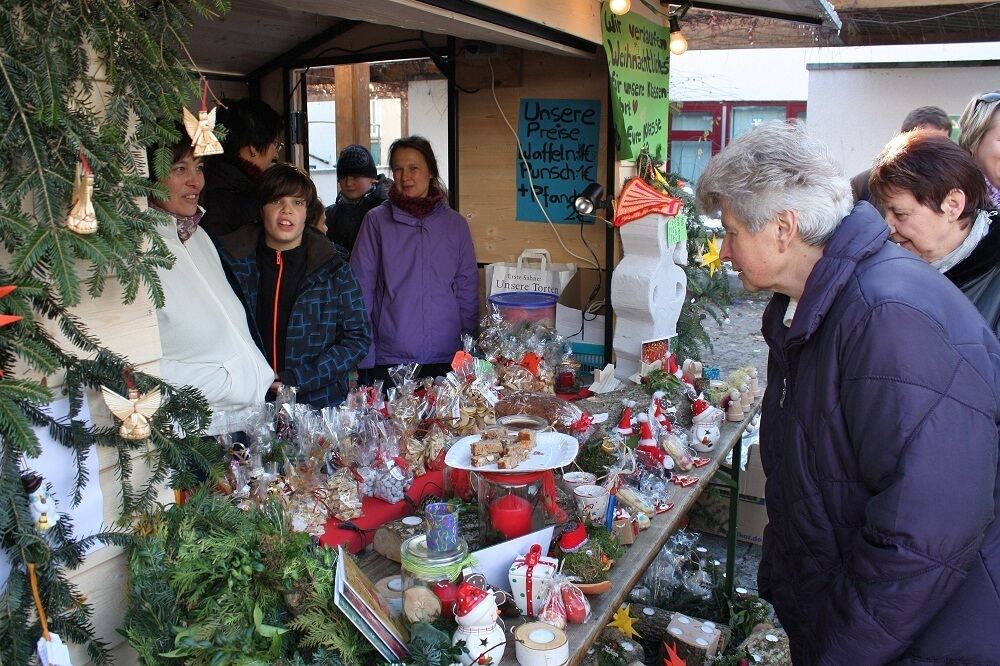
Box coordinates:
[216,225,370,408]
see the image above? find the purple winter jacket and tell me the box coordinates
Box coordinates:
[350,199,479,368]
[759,202,1000,664]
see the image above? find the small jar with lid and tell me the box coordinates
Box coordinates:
[400,535,469,624]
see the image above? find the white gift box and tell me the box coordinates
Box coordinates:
[507,544,558,617]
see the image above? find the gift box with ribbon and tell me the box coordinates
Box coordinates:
[508,543,558,617]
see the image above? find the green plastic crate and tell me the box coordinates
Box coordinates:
[571,341,605,372]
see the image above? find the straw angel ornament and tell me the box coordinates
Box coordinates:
[183,78,224,157]
[66,152,98,235]
[183,106,224,157]
[101,385,162,441]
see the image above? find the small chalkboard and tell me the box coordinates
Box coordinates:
[515,98,601,223]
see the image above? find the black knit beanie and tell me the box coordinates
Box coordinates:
[337,144,377,179]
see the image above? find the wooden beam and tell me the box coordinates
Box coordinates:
[334,64,372,151]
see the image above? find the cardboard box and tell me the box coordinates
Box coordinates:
[687,486,769,546]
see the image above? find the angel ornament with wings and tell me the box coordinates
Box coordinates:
[101,386,162,441]
[183,106,224,157]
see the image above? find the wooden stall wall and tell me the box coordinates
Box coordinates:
[457,48,609,318]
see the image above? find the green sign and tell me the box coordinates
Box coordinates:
[666,213,687,245]
[601,5,670,161]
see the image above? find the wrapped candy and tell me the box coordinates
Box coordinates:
[537,574,591,628]
[359,457,413,504]
[325,467,363,521]
[494,392,594,444]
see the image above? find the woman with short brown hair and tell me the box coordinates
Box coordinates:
[870,130,999,334]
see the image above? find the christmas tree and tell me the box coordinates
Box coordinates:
[0,2,228,663]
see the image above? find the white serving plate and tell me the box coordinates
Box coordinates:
[444,432,580,473]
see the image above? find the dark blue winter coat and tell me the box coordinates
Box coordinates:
[759,202,1000,664]
[217,225,370,408]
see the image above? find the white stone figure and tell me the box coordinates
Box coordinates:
[612,211,687,380]
[691,404,724,452]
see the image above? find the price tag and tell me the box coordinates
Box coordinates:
[37,634,73,666]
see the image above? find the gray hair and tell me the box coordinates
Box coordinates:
[958,91,1000,155]
[695,121,853,246]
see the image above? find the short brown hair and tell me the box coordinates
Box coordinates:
[900,106,951,133]
[870,131,986,225]
[257,163,318,213]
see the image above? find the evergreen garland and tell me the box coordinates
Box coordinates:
[0,1,229,663]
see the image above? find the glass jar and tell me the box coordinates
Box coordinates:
[400,535,468,623]
[477,472,546,546]
[555,354,582,393]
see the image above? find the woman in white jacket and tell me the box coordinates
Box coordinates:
[148,134,274,435]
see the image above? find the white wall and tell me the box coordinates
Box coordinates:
[808,64,1000,177]
[408,78,450,190]
[670,48,810,101]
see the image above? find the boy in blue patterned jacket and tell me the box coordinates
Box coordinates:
[218,163,370,407]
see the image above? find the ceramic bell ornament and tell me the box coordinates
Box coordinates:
[725,388,744,422]
[452,581,507,665]
[22,473,60,532]
[691,397,724,452]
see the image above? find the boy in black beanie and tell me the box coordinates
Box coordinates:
[324,144,386,257]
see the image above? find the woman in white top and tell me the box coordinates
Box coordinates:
[148,134,273,435]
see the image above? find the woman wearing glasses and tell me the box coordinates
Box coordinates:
[958,91,1000,210]
[199,98,284,239]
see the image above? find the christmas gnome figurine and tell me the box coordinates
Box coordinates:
[452,581,507,665]
[616,399,635,436]
[726,388,745,422]
[637,413,656,447]
[22,472,60,532]
[651,390,672,428]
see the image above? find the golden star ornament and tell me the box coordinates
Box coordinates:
[698,235,723,277]
[607,604,642,639]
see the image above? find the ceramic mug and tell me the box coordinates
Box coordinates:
[562,471,597,494]
[573,484,610,524]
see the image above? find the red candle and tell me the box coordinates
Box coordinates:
[489,493,533,539]
[432,580,459,618]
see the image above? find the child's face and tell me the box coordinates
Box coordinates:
[339,175,373,200]
[262,193,307,251]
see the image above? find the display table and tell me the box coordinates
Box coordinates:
[355,393,762,665]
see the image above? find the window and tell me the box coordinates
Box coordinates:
[668,101,806,185]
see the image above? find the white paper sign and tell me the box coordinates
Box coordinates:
[467,526,555,594]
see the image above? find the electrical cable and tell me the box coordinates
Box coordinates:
[486,57,602,272]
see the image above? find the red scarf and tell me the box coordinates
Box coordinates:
[389,184,445,219]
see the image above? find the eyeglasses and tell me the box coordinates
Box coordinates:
[273,140,285,152]
[978,92,1000,105]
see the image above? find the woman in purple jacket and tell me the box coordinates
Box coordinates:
[350,136,478,382]
[697,121,1000,665]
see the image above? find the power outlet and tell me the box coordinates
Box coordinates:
[464,41,502,57]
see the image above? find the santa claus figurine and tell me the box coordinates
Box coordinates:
[635,413,666,466]
[615,399,635,436]
[452,581,507,665]
[650,390,672,429]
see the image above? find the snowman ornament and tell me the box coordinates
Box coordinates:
[452,581,507,665]
[22,473,60,532]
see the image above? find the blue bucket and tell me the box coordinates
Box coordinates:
[487,292,558,327]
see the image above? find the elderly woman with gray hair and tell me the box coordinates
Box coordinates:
[958,90,1000,209]
[697,121,1000,665]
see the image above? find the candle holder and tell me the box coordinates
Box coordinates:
[478,473,546,546]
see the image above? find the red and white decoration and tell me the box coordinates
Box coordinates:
[452,581,507,666]
[508,543,558,617]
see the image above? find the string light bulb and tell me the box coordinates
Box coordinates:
[608,0,631,15]
[668,16,688,55]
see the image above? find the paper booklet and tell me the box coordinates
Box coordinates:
[334,546,410,661]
